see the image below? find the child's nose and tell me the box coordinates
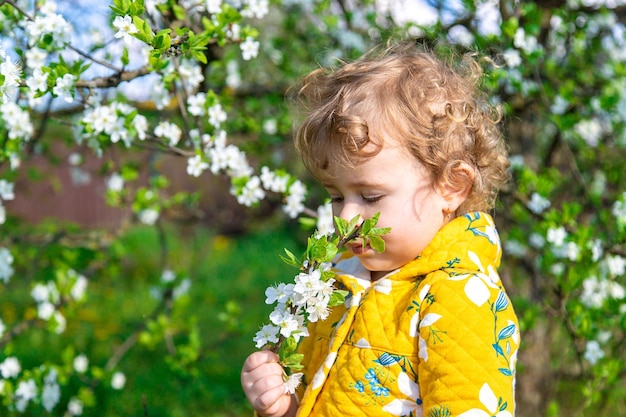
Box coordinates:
[337,202,363,223]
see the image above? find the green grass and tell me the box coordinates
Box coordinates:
[2,219,306,416]
[106,222,306,416]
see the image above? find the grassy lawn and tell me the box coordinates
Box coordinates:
[3,219,306,416]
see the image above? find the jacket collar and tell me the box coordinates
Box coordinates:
[333,212,502,286]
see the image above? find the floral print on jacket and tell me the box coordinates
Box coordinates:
[294,212,519,417]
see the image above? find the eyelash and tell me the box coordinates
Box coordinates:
[330,195,382,204]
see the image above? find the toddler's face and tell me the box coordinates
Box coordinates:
[323,138,451,281]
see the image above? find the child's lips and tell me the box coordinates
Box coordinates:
[348,242,371,255]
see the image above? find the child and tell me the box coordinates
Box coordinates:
[241,42,519,417]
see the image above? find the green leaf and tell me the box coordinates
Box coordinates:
[282,353,304,368]
[347,214,361,234]
[328,290,348,307]
[192,49,207,64]
[280,248,300,267]
[369,235,386,253]
[121,47,129,66]
[279,336,298,358]
[132,16,154,44]
[129,0,145,16]
[334,216,348,236]
[370,227,391,236]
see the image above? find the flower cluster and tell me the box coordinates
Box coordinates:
[254,213,389,393]
[30,270,88,334]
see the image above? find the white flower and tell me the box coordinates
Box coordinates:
[42,370,61,412]
[269,310,301,338]
[293,269,322,302]
[283,372,303,394]
[71,274,88,300]
[447,25,474,47]
[210,144,251,177]
[38,301,55,320]
[134,114,148,140]
[208,103,227,128]
[138,208,159,225]
[113,15,139,44]
[551,95,569,115]
[241,0,270,19]
[206,0,223,14]
[315,202,335,238]
[24,13,73,48]
[25,48,48,70]
[546,226,567,246]
[0,102,34,141]
[513,27,539,54]
[52,73,76,103]
[68,398,84,416]
[31,282,50,303]
[226,23,241,41]
[0,247,15,283]
[68,153,82,166]
[187,155,209,177]
[589,239,603,262]
[580,275,625,308]
[187,93,207,116]
[161,269,176,283]
[265,282,295,305]
[178,60,204,90]
[584,340,605,365]
[234,176,265,206]
[574,118,603,147]
[0,53,21,99]
[74,354,89,373]
[154,121,182,146]
[613,194,626,225]
[15,379,37,412]
[240,37,260,61]
[226,60,242,88]
[0,356,21,378]
[253,323,280,348]
[283,180,306,218]
[0,179,14,200]
[527,192,551,214]
[150,81,172,110]
[504,240,527,258]
[565,241,580,261]
[305,300,331,322]
[263,118,278,135]
[172,278,191,299]
[107,173,125,192]
[502,48,522,68]
[605,255,625,277]
[111,371,126,390]
[259,167,289,193]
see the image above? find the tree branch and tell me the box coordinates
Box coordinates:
[75,66,151,89]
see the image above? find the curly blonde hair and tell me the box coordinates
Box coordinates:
[293,42,509,214]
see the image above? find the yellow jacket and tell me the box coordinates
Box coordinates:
[295,212,519,417]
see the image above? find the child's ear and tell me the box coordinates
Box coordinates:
[437,161,474,212]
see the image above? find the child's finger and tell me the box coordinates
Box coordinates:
[242,350,280,372]
[253,384,290,416]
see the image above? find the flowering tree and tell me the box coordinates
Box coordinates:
[0,0,625,415]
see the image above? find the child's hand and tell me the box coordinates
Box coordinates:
[241,350,297,417]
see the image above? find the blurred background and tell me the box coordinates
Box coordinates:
[0,0,625,416]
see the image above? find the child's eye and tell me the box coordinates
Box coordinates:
[330,196,344,204]
[362,195,382,204]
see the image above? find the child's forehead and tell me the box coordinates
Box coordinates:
[319,139,428,182]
